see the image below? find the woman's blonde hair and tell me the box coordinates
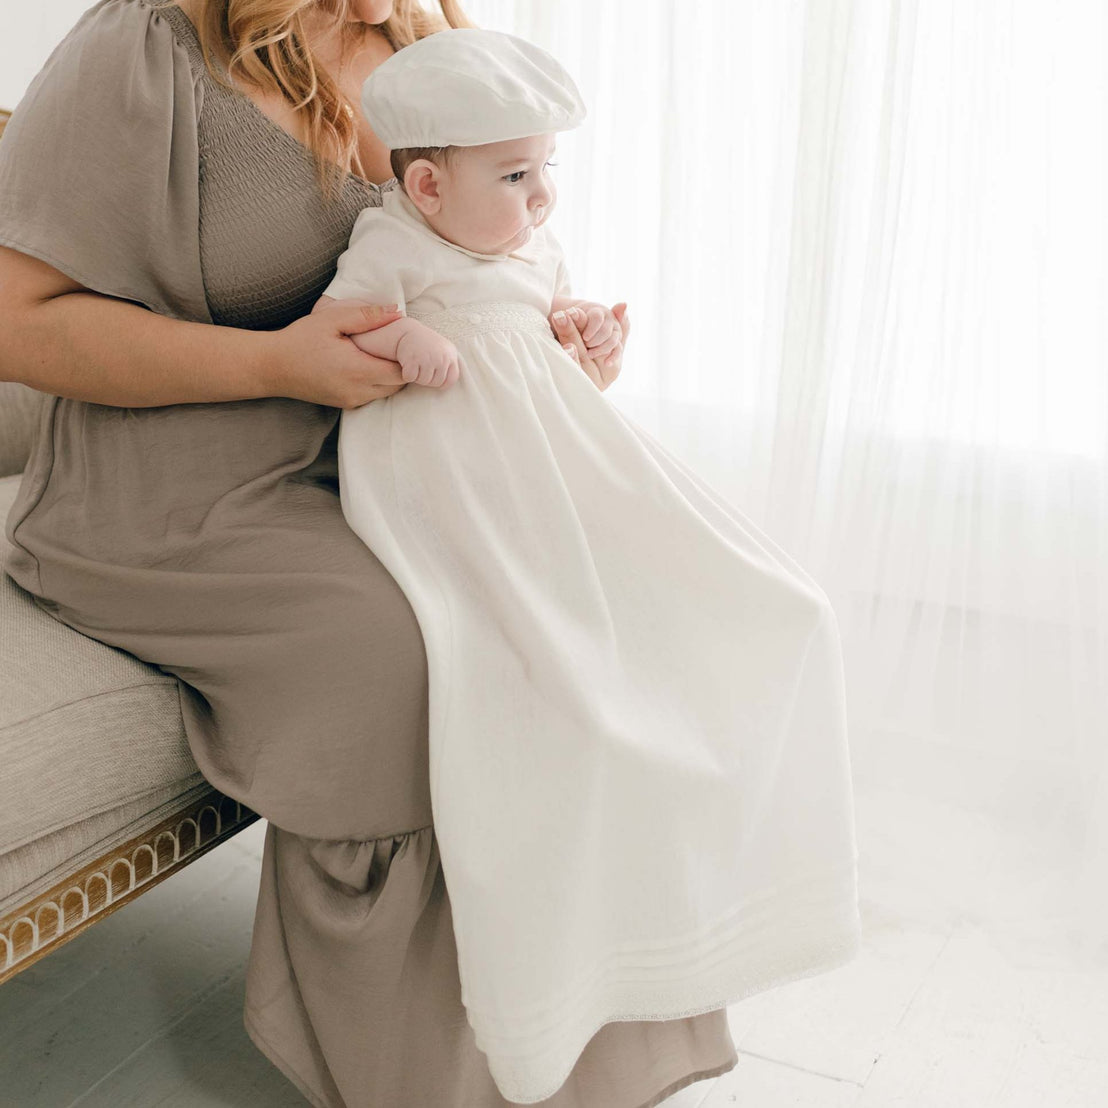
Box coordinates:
[152,0,476,199]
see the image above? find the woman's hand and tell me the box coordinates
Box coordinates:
[553,301,622,364]
[552,302,631,392]
[266,299,409,408]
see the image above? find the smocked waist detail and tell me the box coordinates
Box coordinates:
[406,301,555,343]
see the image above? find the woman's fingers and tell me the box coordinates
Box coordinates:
[553,312,594,375]
[553,310,588,358]
[325,299,404,336]
[552,305,629,390]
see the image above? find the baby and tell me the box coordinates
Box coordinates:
[309,25,861,1108]
[313,38,624,389]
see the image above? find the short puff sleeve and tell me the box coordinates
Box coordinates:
[322,206,430,314]
[548,228,573,299]
[0,0,210,323]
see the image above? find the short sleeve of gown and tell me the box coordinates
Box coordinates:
[0,0,211,324]
[322,207,430,314]
[547,227,573,299]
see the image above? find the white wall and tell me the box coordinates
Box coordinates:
[0,2,93,110]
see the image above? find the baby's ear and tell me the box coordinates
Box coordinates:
[405,163,444,216]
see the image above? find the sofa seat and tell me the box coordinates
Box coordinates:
[0,472,210,916]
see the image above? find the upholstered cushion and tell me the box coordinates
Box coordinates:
[0,472,206,905]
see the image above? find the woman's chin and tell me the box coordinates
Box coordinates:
[350,0,395,25]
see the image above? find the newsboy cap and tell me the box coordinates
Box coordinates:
[360,27,587,150]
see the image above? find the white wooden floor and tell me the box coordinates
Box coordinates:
[2,781,1107,1108]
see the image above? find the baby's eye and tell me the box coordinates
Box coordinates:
[503,161,558,185]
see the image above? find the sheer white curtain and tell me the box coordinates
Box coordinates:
[5,0,1104,968]
[467,0,1108,968]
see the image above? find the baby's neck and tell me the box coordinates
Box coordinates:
[397,187,502,256]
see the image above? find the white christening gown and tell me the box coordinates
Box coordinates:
[325,181,861,1105]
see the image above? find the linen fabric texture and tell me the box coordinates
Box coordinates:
[361,27,587,150]
[327,167,863,1099]
[0,1,742,1105]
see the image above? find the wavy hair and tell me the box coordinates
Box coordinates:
[151,0,476,199]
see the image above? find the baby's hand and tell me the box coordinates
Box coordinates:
[560,302,622,364]
[395,326,461,388]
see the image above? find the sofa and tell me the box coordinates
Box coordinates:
[0,381,260,986]
[0,108,259,988]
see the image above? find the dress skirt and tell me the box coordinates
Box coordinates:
[2,391,740,1107]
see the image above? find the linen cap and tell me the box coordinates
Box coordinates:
[360,28,586,150]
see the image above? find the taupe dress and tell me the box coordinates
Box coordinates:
[0,2,739,1104]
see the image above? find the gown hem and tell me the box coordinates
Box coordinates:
[465,855,859,1034]
[473,906,861,1103]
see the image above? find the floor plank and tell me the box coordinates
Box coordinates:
[70,968,306,1107]
[727,897,953,1085]
[854,922,1108,1108]
[702,1052,862,1106]
[0,841,280,1108]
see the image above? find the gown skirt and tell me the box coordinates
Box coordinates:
[337,299,862,1105]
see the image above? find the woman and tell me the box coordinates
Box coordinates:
[0,1,738,1105]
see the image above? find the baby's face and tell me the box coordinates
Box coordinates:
[414,134,559,255]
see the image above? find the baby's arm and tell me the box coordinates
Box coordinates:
[316,208,459,388]
[313,294,460,389]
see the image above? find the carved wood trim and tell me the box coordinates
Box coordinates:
[0,789,260,985]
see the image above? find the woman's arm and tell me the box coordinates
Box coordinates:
[312,293,459,390]
[0,247,406,409]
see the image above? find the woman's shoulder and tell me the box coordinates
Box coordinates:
[44,1,206,88]
[0,0,212,325]
[32,0,208,126]
[148,1,210,73]
[4,0,206,146]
